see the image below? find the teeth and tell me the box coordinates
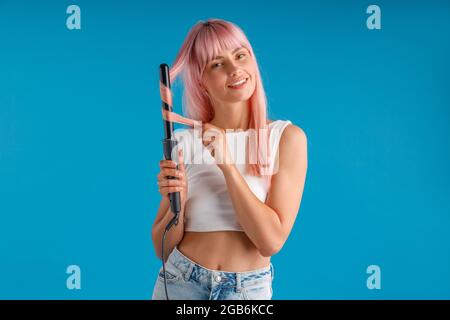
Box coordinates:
[229,78,247,87]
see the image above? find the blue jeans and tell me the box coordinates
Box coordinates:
[152,246,275,300]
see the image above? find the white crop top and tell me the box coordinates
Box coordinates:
[173,119,292,232]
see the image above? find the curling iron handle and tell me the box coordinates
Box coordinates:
[162,138,182,217]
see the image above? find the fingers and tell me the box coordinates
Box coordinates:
[158,169,186,196]
[157,168,184,181]
[157,177,186,198]
[157,170,186,196]
[158,178,186,187]
[159,159,177,169]
[157,149,188,199]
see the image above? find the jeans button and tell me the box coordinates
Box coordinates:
[215,275,222,282]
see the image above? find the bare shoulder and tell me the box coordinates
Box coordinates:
[276,123,308,172]
[280,123,307,149]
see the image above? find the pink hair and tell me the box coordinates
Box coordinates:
[169,18,273,185]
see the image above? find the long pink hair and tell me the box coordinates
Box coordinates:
[169,18,273,182]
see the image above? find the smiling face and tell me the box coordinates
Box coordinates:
[201,46,257,105]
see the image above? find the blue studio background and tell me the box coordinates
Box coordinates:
[1,0,449,299]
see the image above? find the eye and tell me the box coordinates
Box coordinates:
[211,53,246,69]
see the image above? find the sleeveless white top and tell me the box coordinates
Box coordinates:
[173,120,292,232]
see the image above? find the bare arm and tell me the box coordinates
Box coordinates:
[151,197,185,262]
[151,149,188,262]
[219,125,308,257]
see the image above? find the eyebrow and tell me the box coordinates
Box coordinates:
[213,47,244,60]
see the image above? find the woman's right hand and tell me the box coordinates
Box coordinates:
[157,149,188,207]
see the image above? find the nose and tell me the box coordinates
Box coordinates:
[227,60,243,76]
[229,66,243,78]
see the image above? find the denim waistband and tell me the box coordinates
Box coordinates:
[168,246,274,291]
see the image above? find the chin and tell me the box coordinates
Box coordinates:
[228,88,254,101]
[226,94,252,103]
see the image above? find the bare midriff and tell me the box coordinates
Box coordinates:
[177,231,271,272]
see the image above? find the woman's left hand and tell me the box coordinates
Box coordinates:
[201,122,234,170]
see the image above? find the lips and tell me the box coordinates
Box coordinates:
[227,77,249,88]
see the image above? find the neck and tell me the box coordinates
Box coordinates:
[209,100,251,131]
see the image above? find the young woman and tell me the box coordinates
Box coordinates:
[151,19,308,300]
